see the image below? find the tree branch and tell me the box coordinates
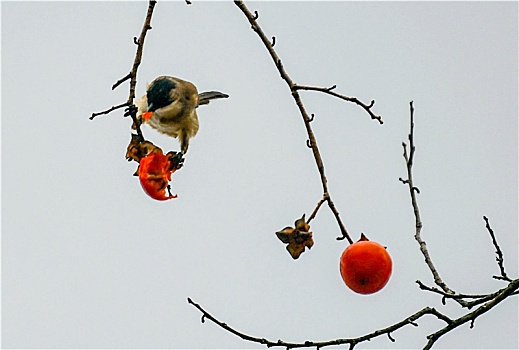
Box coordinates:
[189,277,518,349]
[90,102,131,120]
[188,296,474,349]
[90,0,157,143]
[415,280,515,309]
[401,103,518,313]
[424,278,519,349]
[400,101,456,296]
[306,193,328,224]
[124,0,156,105]
[233,0,385,244]
[483,216,512,282]
[293,84,383,124]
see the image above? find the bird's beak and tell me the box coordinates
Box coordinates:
[142,102,155,121]
[142,112,153,121]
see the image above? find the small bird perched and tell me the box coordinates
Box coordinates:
[135,76,228,154]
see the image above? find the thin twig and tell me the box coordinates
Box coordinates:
[483,216,512,281]
[294,84,383,124]
[112,72,132,91]
[416,280,499,308]
[90,102,131,120]
[126,0,156,105]
[306,193,328,224]
[401,101,456,296]
[416,280,487,300]
[188,298,272,346]
[90,0,157,143]
[328,196,351,242]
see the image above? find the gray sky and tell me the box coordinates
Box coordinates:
[2,1,518,349]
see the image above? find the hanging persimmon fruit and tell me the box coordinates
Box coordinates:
[340,233,392,294]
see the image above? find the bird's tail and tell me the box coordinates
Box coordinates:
[198,91,229,106]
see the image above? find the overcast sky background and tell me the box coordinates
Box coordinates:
[2,1,518,349]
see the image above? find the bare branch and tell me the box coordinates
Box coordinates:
[112,72,132,91]
[294,84,383,124]
[234,0,356,244]
[416,280,500,308]
[483,216,512,282]
[188,297,457,349]
[401,101,455,296]
[189,277,519,349]
[424,279,519,349]
[328,197,352,242]
[187,298,273,346]
[306,193,329,224]
[416,280,489,300]
[90,0,157,141]
[400,103,519,314]
[126,0,156,105]
[90,102,130,120]
[417,279,519,309]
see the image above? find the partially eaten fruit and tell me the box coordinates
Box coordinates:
[138,149,184,201]
[126,134,183,201]
[138,152,178,201]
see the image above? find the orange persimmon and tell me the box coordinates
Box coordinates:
[340,234,392,294]
[138,152,177,201]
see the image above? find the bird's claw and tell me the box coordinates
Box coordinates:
[124,104,138,118]
[167,151,185,171]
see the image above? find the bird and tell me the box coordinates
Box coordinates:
[135,76,228,154]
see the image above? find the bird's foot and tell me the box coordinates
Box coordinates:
[167,151,185,171]
[124,104,138,118]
